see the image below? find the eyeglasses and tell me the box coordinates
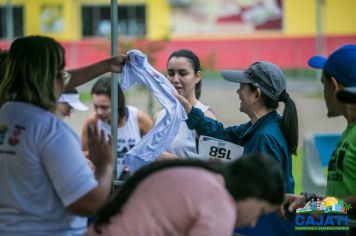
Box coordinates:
[58,71,72,86]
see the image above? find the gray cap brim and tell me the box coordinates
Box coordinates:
[336,87,356,104]
[220,70,252,83]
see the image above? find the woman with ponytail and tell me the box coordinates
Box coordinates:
[174,61,299,235]
[86,154,284,236]
[175,61,298,194]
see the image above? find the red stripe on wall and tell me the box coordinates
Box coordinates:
[1,35,356,70]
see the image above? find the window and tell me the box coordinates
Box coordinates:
[82,5,146,37]
[0,6,24,39]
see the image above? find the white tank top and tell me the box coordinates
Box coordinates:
[97,105,141,159]
[160,101,209,159]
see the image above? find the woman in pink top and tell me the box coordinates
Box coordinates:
[86,154,284,236]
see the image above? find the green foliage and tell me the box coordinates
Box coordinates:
[293,149,303,194]
[202,69,319,81]
[79,91,91,102]
[282,68,317,81]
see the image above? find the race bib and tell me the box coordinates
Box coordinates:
[198,136,244,162]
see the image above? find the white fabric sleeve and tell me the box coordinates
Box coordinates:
[40,128,98,207]
[121,49,187,172]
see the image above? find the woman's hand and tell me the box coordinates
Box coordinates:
[280,193,306,217]
[87,123,113,168]
[156,151,181,161]
[107,54,127,73]
[173,92,193,114]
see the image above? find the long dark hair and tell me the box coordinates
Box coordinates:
[0,36,65,111]
[248,84,299,155]
[223,154,285,204]
[168,49,202,99]
[91,76,126,121]
[0,50,8,85]
[92,154,284,233]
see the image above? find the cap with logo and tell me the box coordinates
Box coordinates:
[58,93,88,111]
[308,44,356,87]
[220,61,286,102]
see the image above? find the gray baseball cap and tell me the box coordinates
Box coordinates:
[220,61,286,102]
[336,87,356,104]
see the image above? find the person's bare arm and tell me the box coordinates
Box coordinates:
[65,55,126,91]
[138,110,153,136]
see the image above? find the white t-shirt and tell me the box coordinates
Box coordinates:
[97,105,141,159]
[0,102,98,236]
[157,101,209,159]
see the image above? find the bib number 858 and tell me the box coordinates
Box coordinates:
[209,146,231,160]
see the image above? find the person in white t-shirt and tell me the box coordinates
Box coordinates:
[82,77,153,163]
[155,49,216,159]
[0,36,121,235]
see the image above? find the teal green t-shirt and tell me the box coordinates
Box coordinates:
[326,122,356,225]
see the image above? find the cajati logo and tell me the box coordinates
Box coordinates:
[294,197,351,231]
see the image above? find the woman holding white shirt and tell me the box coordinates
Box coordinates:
[155,49,216,159]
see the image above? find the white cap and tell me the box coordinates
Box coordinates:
[58,93,88,111]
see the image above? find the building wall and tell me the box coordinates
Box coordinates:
[284,0,356,36]
[1,0,356,39]
[0,0,170,40]
[1,0,355,69]
[0,0,356,41]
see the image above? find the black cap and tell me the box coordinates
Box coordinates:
[336,87,356,104]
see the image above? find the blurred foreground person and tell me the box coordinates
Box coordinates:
[0,36,123,235]
[86,154,284,236]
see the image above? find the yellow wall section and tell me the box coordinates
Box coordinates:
[0,0,81,40]
[284,0,356,36]
[75,0,170,40]
[324,0,356,35]
[284,0,317,35]
[146,0,170,40]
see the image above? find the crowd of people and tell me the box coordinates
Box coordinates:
[0,35,355,236]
